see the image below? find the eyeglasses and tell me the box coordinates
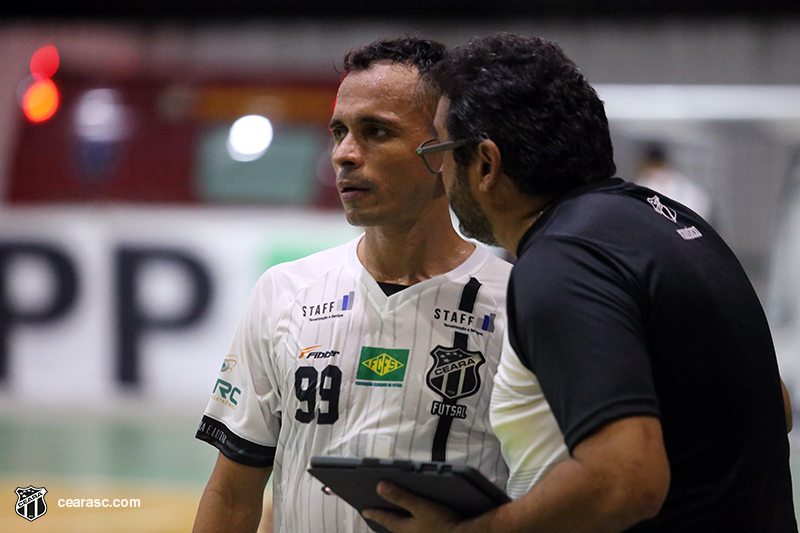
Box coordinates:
[416,138,475,175]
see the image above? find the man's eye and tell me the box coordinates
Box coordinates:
[365,126,388,138]
[330,128,346,141]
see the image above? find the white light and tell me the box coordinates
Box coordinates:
[75,88,127,142]
[227,115,273,162]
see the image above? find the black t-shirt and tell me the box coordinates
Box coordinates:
[508,178,796,531]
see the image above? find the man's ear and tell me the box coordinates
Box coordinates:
[476,139,503,193]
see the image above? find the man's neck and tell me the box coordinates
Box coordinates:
[357,220,476,286]
[491,196,553,257]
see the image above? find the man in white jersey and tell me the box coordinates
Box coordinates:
[192,37,526,533]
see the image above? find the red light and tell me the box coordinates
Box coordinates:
[30,45,60,80]
[23,79,59,123]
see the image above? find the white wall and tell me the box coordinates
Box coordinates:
[0,206,360,412]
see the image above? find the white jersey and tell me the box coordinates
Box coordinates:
[489,331,569,499]
[197,235,511,533]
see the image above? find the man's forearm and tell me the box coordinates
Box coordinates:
[193,455,272,533]
[365,416,669,533]
[461,457,660,533]
[194,483,264,533]
[459,417,669,533]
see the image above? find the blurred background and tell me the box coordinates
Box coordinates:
[2,1,800,530]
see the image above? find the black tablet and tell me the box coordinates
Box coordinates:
[308,456,510,533]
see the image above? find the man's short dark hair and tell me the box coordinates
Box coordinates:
[431,33,616,198]
[342,37,447,121]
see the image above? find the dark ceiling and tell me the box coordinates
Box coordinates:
[4,0,800,21]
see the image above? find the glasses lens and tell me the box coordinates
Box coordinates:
[421,140,444,174]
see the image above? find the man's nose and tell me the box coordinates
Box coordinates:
[332,134,363,168]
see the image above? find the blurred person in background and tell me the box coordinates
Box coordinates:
[633,141,714,224]
[364,33,796,533]
[192,36,565,533]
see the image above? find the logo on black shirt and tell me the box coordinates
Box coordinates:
[647,195,678,223]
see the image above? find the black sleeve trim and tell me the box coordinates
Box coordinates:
[564,397,661,452]
[195,415,276,468]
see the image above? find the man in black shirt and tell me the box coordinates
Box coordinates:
[364,33,796,533]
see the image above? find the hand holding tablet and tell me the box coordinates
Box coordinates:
[308,456,510,533]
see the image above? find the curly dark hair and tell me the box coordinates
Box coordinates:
[431,33,616,198]
[341,37,447,121]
